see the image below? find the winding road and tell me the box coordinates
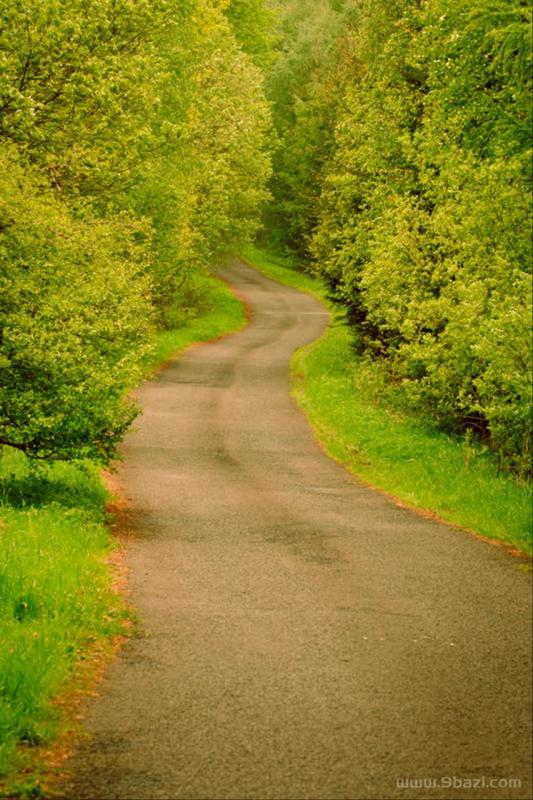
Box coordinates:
[64,260,532,800]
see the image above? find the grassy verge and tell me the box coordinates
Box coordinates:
[242,245,329,300]
[242,245,532,556]
[145,271,245,372]
[0,269,245,797]
[0,452,129,796]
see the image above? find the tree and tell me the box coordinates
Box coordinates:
[0,145,152,462]
[265,0,532,474]
[0,0,274,461]
[129,0,273,322]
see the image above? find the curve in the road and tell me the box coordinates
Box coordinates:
[63,260,532,800]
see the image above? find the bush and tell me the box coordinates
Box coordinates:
[0,146,152,462]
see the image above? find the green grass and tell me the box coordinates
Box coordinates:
[242,244,329,300]
[0,269,245,795]
[145,271,245,372]
[242,245,532,556]
[0,451,129,793]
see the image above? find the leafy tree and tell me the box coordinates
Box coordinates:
[0,0,274,461]
[129,0,273,322]
[265,0,351,253]
[225,0,278,68]
[265,0,532,474]
[0,0,171,198]
[0,145,152,462]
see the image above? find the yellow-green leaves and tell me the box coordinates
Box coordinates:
[130,0,272,320]
[0,0,274,461]
[0,145,153,461]
[266,0,532,476]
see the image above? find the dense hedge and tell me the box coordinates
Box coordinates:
[267,0,532,476]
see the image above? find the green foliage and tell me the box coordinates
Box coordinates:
[129,0,273,321]
[0,145,152,462]
[265,0,354,253]
[225,0,278,68]
[146,271,245,370]
[182,31,272,265]
[266,0,533,476]
[0,0,170,197]
[0,0,274,462]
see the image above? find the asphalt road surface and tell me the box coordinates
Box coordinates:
[64,260,532,800]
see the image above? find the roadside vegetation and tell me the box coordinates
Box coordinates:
[243,246,532,556]
[0,452,127,795]
[147,273,245,372]
[265,0,532,480]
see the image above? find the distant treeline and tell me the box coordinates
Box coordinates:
[0,0,273,462]
[266,0,532,477]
